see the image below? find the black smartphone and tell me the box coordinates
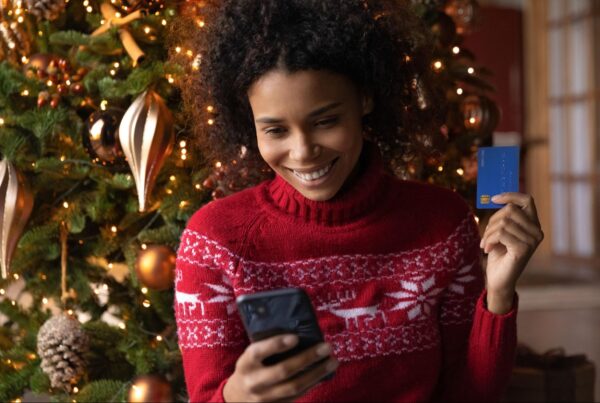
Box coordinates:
[236,287,334,380]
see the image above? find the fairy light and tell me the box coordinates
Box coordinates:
[452,46,460,54]
[169,175,176,182]
[181,154,187,160]
[166,189,173,194]
[404,55,411,62]
[141,243,147,250]
[0,289,4,295]
[456,88,463,95]
[31,162,36,168]
[206,105,214,112]
[38,30,43,36]
[13,273,19,280]
[100,100,108,110]
[110,69,116,76]
[467,67,475,74]
[11,300,16,306]
[0,118,4,126]
[432,60,443,71]
[108,263,114,269]
[60,155,66,162]
[181,149,187,155]
[46,80,53,87]
[196,19,205,28]
[115,11,121,17]
[86,5,93,12]
[469,117,476,124]
[143,299,151,308]
[17,16,23,23]
[119,322,126,330]
[102,284,108,291]
[21,56,28,64]
[161,19,167,26]
[179,201,188,208]
[156,335,163,341]
[215,161,222,168]
[67,309,74,315]
[186,50,193,58]
[21,89,29,96]
[167,76,175,84]
[42,297,48,304]
[63,201,69,209]
[474,216,480,224]
[110,225,118,233]
[141,287,148,294]
[27,353,36,360]
[437,165,444,172]
[179,140,187,148]
[175,46,182,53]
[456,168,464,176]
[195,184,201,190]
[41,273,47,280]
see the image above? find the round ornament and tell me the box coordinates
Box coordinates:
[128,375,173,403]
[444,0,480,35]
[134,245,176,290]
[461,94,499,135]
[83,108,126,165]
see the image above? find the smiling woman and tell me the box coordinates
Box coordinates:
[248,69,372,201]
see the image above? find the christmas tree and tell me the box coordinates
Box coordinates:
[0,0,498,401]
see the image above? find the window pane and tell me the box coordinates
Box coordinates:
[568,20,590,95]
[568,101,590,174]
[552,182,569,254]
[549,105,566,173]
[572,183,594,256]
[548,0,565,22]
[568,0,590,17]
[548,27,565,97]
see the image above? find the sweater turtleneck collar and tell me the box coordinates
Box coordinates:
[261,139,391,226]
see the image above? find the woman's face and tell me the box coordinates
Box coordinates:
[247,69,373,201]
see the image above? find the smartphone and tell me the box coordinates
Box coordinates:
[236,287,334,380]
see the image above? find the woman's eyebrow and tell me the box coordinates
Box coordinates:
[255,101,342,124]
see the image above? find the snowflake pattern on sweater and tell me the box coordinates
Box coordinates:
[176,214,480,362]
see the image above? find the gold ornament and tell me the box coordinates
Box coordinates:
[0,159,34,279]
[134,245,175,290]
[128,375,173,403]
[118,90,174,212]
[0,18,32,67]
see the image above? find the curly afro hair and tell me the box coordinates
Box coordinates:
[167,0,445,175]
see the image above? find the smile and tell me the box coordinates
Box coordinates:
[290,158,339,183]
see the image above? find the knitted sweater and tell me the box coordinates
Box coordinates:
[175,140,518,402]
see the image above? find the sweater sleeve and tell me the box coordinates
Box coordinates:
[175,227,248,402]
[432,213,518,402]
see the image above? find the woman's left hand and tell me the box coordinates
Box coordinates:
[480,192,544,312]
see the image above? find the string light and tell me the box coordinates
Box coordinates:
[141,243,147,250]
[118,323,126,330]
[67,309,74,315]
[474,216,480,224]
[215,161,222,168]
[13,273,19,280]
[437,166,444,172]
[207,119,215,125]
[161,19,167,26]
[156,335,163,341]
[206,105,214,112]
[181,149,187,155]
[108,263,114,269]
[169,175,176,182]
[432,60,443,71]
[141,287,148,294]
[73,387,79,394]
[456,168,464,176]
[60,155,66,161]
[46,80,53,87]
[196,19,205,28]
[42,297,48,304]
[179,201,188,208]
[100,100,108,110]
[0,118,4,125]
[11,300,16,306]
[456,88,463,95]
[195,184,201,190]
[110,225,118,233]
[63,201,69,209]
[166,189,173,194]
[175,46,182,53]
[469,117,476,124]
[452,46,460,54]
[467,67,475,74]
[142,299,151,308]
[181,154,187,161]
[21,90,29,96]
[0,289,4,295]
[110,69,116,76]
[179,140,187,148]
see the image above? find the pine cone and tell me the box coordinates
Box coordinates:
[37,314,89,392]
[25,0,65,21]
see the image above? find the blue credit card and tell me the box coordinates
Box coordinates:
[476,146,520,209]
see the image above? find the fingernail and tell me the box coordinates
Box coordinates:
[283,335,298,346]
[317,343,331,357]
[492,194,502,202]
[480,239,484,248]
[326,359,338,372]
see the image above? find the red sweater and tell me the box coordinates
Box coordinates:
[175,140,518,402]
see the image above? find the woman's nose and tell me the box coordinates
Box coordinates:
[289,133,320,162]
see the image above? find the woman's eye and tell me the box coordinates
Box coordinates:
[265,128,285,136]
[316,117,338,127]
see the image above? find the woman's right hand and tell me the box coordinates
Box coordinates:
[223,334,338,402]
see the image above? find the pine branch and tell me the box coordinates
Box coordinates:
[76,379,128,403]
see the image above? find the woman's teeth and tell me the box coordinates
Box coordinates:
[293,160,335,181]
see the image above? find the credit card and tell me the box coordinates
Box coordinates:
[476,146,520,209]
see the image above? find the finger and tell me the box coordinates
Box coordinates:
[491,193,539,223]
[259,357,339,402]
[482,214,542,249]
[241,334,299,371]
[485,203,540,237]
[252,342,333,389]
[482,221,537,254]
[483,227,530,256]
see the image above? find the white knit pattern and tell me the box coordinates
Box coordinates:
[175,213,481,361]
